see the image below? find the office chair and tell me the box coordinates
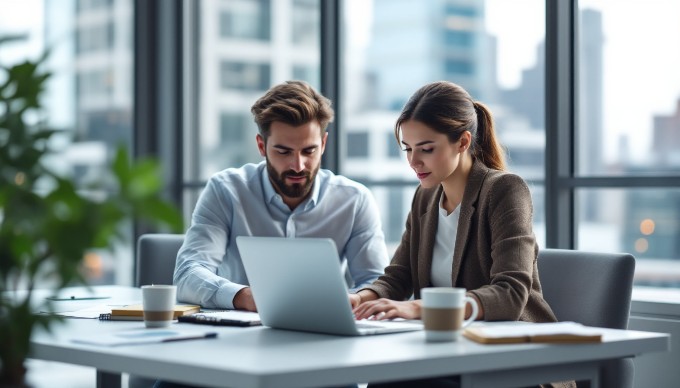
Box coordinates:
[130,233,185,388]
[135,233,185,287]
[538,249,636,388]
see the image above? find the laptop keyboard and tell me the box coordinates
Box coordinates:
[355,322,386,329]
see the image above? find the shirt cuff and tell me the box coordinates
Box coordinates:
[216,283,248,310]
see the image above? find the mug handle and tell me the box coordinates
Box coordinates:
[462,296,478,328]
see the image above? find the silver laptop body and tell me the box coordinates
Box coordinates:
[236,236,423,336]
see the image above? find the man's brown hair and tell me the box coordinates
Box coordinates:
[251,80,334,139]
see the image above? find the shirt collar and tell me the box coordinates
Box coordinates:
[260,161,321,211]
[438,192,460,218]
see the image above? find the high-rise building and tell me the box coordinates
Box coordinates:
[364,0,495,111]
[622,98,680,271]
[200,0,320,176]
[43,0,322,283]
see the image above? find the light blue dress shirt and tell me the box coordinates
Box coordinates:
[174,161,389,309]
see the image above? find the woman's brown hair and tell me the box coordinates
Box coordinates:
[394,81,506,171]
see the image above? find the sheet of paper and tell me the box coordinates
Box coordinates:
[40,301,139,319]
[72,328,217,346]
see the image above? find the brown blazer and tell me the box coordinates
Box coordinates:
[363,159,557,323]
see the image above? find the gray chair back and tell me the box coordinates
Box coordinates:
[135,233,184,287]
[538,249,636,388]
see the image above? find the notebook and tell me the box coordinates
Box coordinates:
[236,236,423,336]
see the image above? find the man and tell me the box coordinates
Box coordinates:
[174,80,389,311]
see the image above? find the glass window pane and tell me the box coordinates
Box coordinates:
[194,0,321,180]
[366,185,417,255]
[219,0,271,40]
[1,0,134,286]
[578,0,680,176]
[577,188,680,287]
[346,132,369,158]
[341,0,546,248]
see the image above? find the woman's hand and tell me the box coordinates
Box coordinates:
[348,293,362,309]
[352,298,422,320]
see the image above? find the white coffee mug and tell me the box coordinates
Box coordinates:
[421,287,478,342]
[141,285,177,328]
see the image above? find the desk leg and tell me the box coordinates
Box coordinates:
[96,370,122,388]
[460,361,599,388]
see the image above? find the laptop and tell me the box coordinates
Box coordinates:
[236,236,423,336]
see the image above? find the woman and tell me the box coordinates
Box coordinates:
[351,81,574,388]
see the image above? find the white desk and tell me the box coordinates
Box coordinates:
[26,286,669,388]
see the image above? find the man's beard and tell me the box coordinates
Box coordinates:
[266,160,317,199]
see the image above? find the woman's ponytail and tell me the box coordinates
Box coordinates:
[472,101,506,171]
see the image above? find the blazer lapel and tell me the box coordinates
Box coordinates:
[451,160,488,286]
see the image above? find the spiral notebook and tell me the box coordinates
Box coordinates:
[178,310,262,327]
[99,304,200,321]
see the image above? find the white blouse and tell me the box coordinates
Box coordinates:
[430,195,460,287]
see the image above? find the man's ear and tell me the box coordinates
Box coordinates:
[320,132,328,154]
[256,134,266,157]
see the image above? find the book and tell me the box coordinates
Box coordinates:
[178,310,261,327]
[463,321,603,344]
[109,304,201,319]
[72,328,218,346]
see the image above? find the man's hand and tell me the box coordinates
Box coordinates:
[233,287,257,311]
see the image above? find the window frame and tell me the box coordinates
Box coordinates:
[138,0,680,265]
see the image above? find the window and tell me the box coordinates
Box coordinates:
[386,132,401,158]
[219,0,271,40]
[444,30,474,47]
[217,113,259,168]
[444,58,473,75]
[1,0,135,285]
[292,0,320,46]
[341,0,546,252]
[220,61,271,91]
[219,113,248,143]
[188,0,321,186]
[76,22,114,53]
[578,0,680,176]
[346,132,369,158]
[77,70,113,97]
[77,0,114,12]
[292,64,319,88]
[560,0,680,287]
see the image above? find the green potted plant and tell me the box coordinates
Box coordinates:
[0,38,184,386]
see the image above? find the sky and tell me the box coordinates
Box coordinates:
[487,0,680,163]
[486,0,545,89]
[583,0,680,163]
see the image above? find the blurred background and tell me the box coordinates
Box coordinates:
[1,0,679,290]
